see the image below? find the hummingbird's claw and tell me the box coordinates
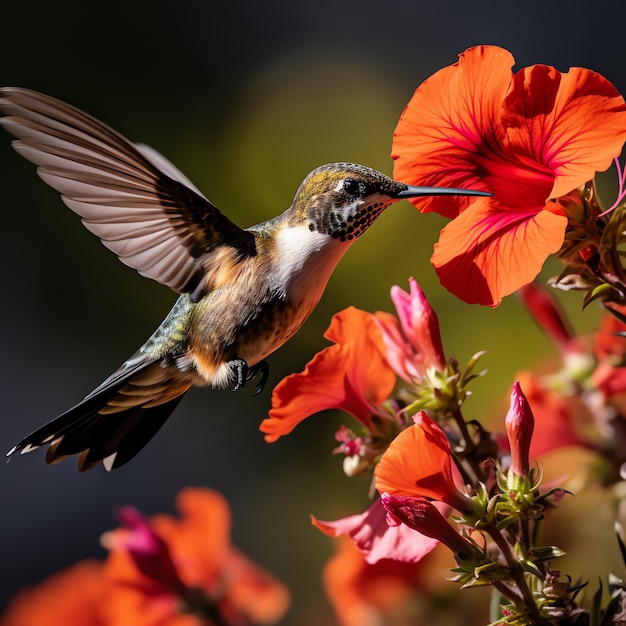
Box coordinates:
[227,358,270,394]
[249,360,269,396]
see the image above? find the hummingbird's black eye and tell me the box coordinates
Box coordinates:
[342,178,368,197]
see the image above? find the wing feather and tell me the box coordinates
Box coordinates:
[0,87,256,295]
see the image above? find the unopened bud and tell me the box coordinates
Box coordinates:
[381,493,473,558]
[505,381,535,477]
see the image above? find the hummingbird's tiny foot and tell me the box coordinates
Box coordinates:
[227,357,249,391]
[226,358,270,394]
[248,360,269,396]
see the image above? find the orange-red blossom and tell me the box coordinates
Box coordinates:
[392,45,626,306]
[375,412,473,514]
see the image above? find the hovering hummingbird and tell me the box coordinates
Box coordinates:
[0,87,490,471]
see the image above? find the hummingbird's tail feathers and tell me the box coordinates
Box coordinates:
[50,395,186,471]
[8,361,191,471]
[0,87,256,298]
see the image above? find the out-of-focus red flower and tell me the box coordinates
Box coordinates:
[392,45,626,306]
[0,561,104,626]
[593,308,626,362]
[519,283,575,354]
[589,309,626,414]
[322,536,427,626]
[375,412,473,513]
[260,306,395,442]
[101,488,289,626]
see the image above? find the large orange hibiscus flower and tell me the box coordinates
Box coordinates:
[393,45,626,306]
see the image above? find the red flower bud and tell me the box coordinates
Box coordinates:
[505,381,535,476]
[381,493,473,557]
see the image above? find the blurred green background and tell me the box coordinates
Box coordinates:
[1,1,625,623]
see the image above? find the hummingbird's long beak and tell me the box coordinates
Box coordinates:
[396,185,493,199]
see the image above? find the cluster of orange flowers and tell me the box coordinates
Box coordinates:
[1,489,289,626]
[5,44,626,626]
[261,45,626,623]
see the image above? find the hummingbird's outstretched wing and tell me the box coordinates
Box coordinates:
[8,358,192,471]
[0,87,256,298]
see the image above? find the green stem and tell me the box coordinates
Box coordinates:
[449,406,487,486]
[450,406,475,455]
[486,523,542,623]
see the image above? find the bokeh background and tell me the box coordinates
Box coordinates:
[2,1,626,623]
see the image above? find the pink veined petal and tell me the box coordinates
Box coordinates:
[431,197,568,306]
[374,311,419,382]
[311,499,442,564]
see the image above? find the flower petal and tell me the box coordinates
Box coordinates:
[322,536,426,626]
[373,311,417,382]
[260,307,395,442]
[503,64,626,198]
[431,197,567,306]
[312,499,440,564]
[0,561,104,626]
[374,413,468,510]
[381,494,469,556]
[392,45,513,218]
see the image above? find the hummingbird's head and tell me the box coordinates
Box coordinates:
[290,163,489,241]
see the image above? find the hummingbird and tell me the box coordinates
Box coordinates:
[0,87,490,471]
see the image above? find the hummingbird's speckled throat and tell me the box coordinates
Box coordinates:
[0,87,490,470]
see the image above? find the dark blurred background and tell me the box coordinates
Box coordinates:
[1,1,625,623]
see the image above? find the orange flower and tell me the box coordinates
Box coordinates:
[375,412,473,512]
[260,307,395,442]
[392,45,626,306]
[101,488,289,626]
[591,310,626,410]
[0,561,104,626]
[322,536,426,626]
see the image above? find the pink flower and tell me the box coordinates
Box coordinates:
[311,499,442,564]
[374,278,445,382]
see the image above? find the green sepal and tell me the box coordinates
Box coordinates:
[528,545,567,562]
